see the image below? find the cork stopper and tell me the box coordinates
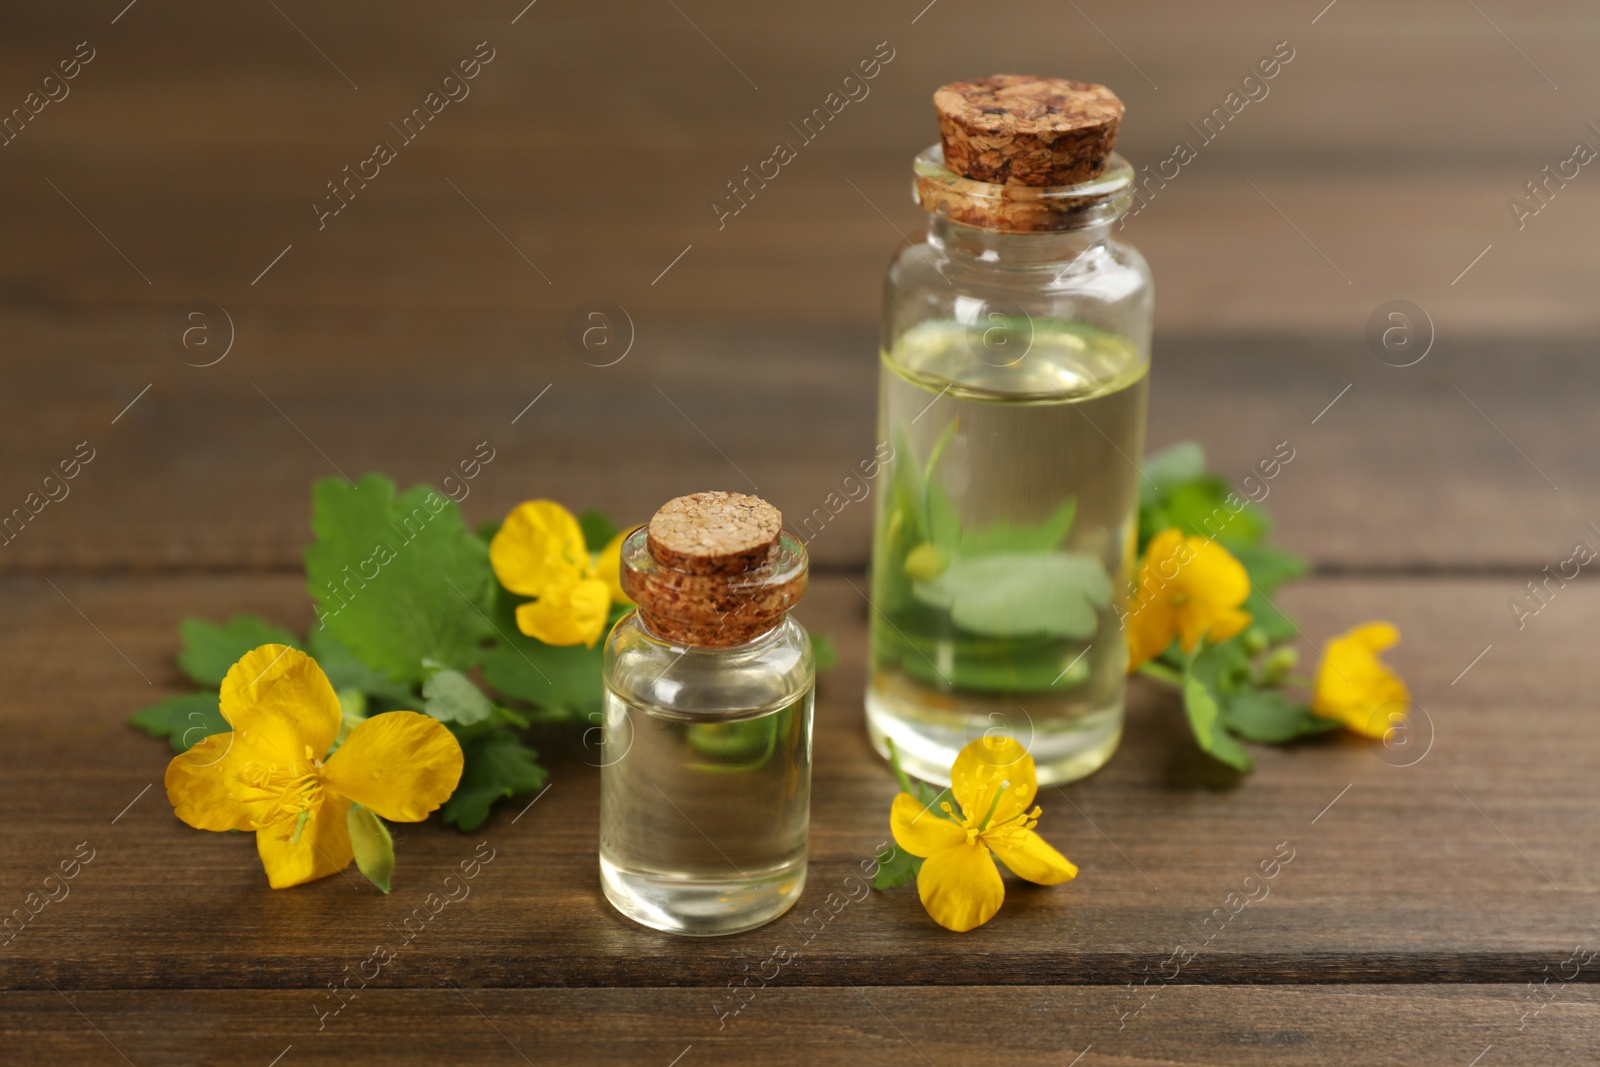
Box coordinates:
[623,492,806,648]
[645,492,782,577]
[935,75,1124,187]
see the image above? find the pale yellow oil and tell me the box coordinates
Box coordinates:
[866,318,1148,785]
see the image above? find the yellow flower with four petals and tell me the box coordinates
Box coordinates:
[890,736,1077,932]
[1125,527,1253,671]
[490,500,636,648]
[165,645,463,889]
[1313,622,1409,738]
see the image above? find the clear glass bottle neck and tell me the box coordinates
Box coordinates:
[927,216,1114,267]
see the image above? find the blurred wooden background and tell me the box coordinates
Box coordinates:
[3,2,1598,1064]
[1,0,1596,573]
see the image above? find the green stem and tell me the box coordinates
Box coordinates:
[885,738,918,797]
[1137,661,1184,686]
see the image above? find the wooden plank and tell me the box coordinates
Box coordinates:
[0,311,1590,572]
[3,985,1594,1066]
[1,573,1593,990]
[0,1,1594,337]
[0,6,1591,573]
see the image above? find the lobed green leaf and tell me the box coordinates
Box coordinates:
[441,730,549,831]
[304,474,495,683]
[176,615,299,686]
[129,692,228,753]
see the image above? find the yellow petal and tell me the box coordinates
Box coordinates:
[890,792,966,858]
[985,824,1079,886]
[164,734,256,831]
[1207,606,1254,645]
[1175,602,1255,653]
[1125,593,1176,671]
[950,736,1037,828]
[1181,537,1251,610]
[916,839,1005,932]
[596,525,641,605]
[1313,621,1409,738]
[255,795,354,889]
[323,711,464,823]
[1125,528,1186,670]
[219,645,340,767]
[1343,620,1400,654]
[1138,528,1186,588]
[514,577,612,647]
[1172,537,1252,652]
[490,500,589,598]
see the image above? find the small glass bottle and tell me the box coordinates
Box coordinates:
[866,76,1151,786]
[600,492,814,936]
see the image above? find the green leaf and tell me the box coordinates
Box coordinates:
[958,497,1078,557]
[422,669,494,725]
[441,730,548,831]
[304,474,496,683]
[914,551,1110,639]
[1182,645,1253,772]
[347,804,395,893]
[481,637,604,717]
[176,616,299,686]
[337,688,368,735]
[873,845,924,890]
[577,509,620,552]
[916,783,955,814]
[305,628,415,706]
[1223,689,1340,743]
[810,631,839,672]
[492,704,531,729]
[1231,543,1310,599]
[479,590,615,716]
[926,482,961,555]
[129,693,227,753]
[1165,479,1269,547]
[687,717,780,769]
[1141,441,1207,500]
[1230,542,1311,646]
[1243,588,1301,644]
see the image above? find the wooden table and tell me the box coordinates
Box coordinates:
[3,2,1597,1063]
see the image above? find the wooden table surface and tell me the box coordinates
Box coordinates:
[3,2,1597,1064]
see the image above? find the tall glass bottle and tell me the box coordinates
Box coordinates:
[600,492,814,936]
[866,76,1151,786]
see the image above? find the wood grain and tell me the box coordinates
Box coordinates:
[0,316,1591,575]
[1,573,1593,992]
[4,985,1592,1067]
[1,0,1595,1060]
[0,0,1595,336]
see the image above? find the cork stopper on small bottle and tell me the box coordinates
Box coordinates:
[645,492,783,577]
[623,492,806,648]
[935,75,1124,187]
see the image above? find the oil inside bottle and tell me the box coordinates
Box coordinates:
[600,622,813,936]
[866,316,1148,785]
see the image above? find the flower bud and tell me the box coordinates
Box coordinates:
[1261,646,1298,683]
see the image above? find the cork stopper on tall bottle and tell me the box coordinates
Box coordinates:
[935,75,1124,186]
[622,491,807,647]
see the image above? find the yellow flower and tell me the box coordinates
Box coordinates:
[890,736,1077,932]
[1313,622,1409,738]
[489,501,636,647]
[1126,528,1252,671]
[164,645,463,890]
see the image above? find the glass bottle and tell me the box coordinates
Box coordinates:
[866,77,1151,786]
[600,492,814,936]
